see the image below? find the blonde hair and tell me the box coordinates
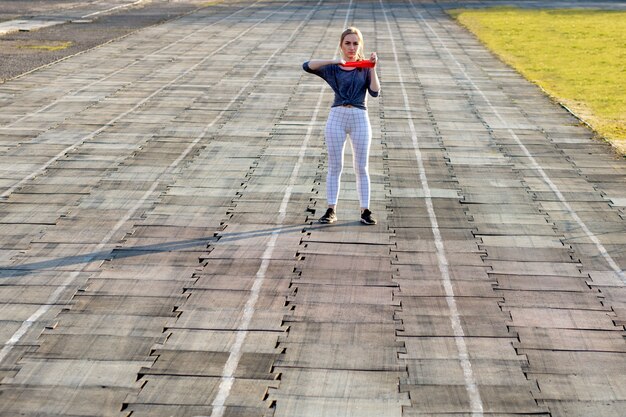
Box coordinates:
[340,27,365,61]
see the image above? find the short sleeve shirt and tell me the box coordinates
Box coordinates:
[303,61,379,110]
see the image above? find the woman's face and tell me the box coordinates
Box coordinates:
[341,34,360,61]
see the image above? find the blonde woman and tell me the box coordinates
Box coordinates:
[303,27,380,225]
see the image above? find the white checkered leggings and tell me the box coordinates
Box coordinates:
[324,106,372,207]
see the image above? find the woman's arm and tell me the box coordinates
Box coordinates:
[369,52,380,93]
[369,68,380,93]
[306,58,345,71]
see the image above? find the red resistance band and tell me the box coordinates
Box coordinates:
[342,60,376,68]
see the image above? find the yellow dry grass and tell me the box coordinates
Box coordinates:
[17,41,73,52]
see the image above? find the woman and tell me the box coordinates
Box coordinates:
[302,27,380,225]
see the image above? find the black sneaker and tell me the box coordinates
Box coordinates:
[360,209,377,225]
[319,208,337,224]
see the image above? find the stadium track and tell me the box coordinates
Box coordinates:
[0,1,624,416]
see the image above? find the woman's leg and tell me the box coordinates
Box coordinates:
[325,108,348,206]
[349,109,372,209]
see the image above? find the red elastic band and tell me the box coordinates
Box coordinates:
[343,61,376,68]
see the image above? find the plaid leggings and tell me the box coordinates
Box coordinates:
[324,106,372,207]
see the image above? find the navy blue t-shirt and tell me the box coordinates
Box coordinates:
[303,61,379,110]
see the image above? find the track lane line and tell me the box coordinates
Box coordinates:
[208,1,353,415]
[81,0,146,18]
[379,1,485,415]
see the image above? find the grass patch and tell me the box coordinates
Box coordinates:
[449,7,626,153]
[17,41,73,52]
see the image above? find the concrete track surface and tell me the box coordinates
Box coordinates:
[0,1,624,416]
[0,0,213,81]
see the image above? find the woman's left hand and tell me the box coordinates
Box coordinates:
[370,52,378,65]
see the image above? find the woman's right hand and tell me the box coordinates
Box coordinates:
[336,58,346,65]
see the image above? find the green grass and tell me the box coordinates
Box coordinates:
[449,7,626,154]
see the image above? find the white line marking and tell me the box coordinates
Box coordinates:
[1,1,260,129]
[411,2,625,283]
[209,1,353,415]
[81,0,145,18]
[0,0,297,367]
[379,1,484,415]
[0,1,291,200]
[0,181,157,364]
